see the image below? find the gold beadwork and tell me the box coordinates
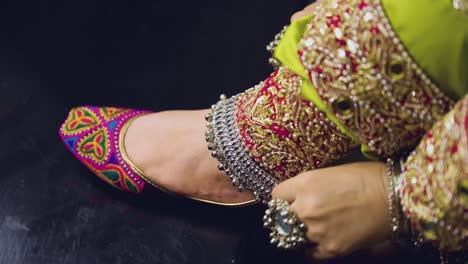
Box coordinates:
[298,0,454,157]
[236,67,358,181]
[400,95,468,251]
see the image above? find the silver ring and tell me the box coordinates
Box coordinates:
[263,199,308,249]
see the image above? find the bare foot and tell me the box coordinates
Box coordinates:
[123,109,256,204]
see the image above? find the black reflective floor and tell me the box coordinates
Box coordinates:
[0,0,441,263]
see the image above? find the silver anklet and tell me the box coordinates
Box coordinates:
[205,94,278,203]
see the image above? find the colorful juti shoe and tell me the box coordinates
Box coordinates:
[59,106,255,206]
[59,106,151,194]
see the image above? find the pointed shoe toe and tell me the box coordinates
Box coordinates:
[59,106,151,194]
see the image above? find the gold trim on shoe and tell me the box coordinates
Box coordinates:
[119,115,257,207]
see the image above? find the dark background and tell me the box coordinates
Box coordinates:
[0,0,441,263]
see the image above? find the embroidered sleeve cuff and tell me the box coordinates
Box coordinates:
[400,95,468,251]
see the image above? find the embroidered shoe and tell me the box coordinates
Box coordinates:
[59,106,256,206]
[59,106,151,194]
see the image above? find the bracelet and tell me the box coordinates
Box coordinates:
[386,159,399,242]
[205,93,278,203]
[386,158,424,248]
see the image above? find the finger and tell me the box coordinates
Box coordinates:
[303,2,318,11]
[305,245,335,260]
[304,222,325,244]
[271,177,299,203]
[304,247,322,261]
[291,1,321,22]
[304,245,334,263]
[290,10,307,22]
[291,202,324,243]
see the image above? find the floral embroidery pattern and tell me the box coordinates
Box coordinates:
[298,0,453,157]
[236,67,357,180]
[401,95,468,251]
[61,107,100,135]
[78,127,109,164]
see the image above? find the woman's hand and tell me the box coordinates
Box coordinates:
[290,0,325,22]
[271,162,391,260]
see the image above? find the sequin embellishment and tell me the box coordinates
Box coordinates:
[298,0,454,157]
[236,67,358,180]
